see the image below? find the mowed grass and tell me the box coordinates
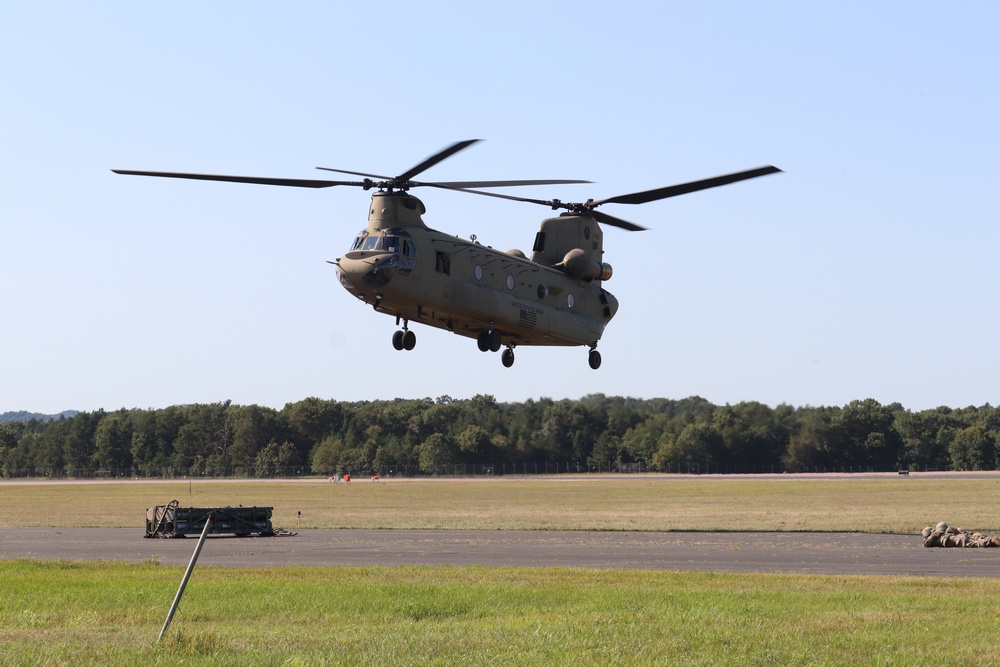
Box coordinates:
[3,560,1000,666]
[1,474,999,533]
[4,476,1000,665]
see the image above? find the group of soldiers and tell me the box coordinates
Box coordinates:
[921,522,1000,548]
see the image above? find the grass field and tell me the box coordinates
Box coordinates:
[3,475,1000,665]
[1,473,999,533]
[3,561,1000,666]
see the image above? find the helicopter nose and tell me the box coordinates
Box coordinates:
[361,255,399,289]
[336,254,397,296]
[335,256,368,297]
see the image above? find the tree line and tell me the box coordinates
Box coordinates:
[0,394,998,478]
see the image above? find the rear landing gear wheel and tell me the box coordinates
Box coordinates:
[477,330,502,352]
[502,348,515,368]
[588,349,602,370]
[393,328,416,351]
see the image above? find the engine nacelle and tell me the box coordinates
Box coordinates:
[560,248,613,281]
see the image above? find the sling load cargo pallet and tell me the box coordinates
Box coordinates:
[145,500,274,538]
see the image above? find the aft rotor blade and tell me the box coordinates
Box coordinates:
[112,170,360,188]
[445,186,647,230]
[395,139,480,182]
[595,165,782,206]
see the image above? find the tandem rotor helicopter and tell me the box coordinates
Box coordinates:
[114,140,780,369]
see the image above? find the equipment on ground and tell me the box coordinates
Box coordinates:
[115,141,780,369]
[145,500,273,538]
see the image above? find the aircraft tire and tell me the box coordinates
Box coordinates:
[477,331,491,352]
[403,330,416,350]
[488,331,502,352]
[588,349,602,370]
[502,348,515,367]
[392,330,405,350]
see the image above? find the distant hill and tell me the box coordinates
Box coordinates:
[0,410,79,424]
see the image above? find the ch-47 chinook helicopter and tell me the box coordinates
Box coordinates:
[114,140,779,369]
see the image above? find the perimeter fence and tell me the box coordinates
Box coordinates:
[0,461,964,480]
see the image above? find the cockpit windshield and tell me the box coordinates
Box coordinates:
[349,230,414,257]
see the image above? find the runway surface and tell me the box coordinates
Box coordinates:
[2,528,998,577]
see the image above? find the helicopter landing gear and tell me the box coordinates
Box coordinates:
[588,348,602,370]
[477,329,502,353]
[501,347,515,368]
[392,323,416,351]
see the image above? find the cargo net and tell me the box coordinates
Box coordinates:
[921,522,1000,548]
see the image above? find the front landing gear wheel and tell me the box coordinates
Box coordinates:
[392,330,405,350]
[588,349,602,370]
[502,348,515,368]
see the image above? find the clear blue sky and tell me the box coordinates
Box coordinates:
[3,2,998,414]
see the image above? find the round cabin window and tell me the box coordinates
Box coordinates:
[567,293,575,309]
[474,264,484,281]
[506,274,515,291]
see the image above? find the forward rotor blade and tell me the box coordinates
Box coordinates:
[422,179,591,189]
[595,165,782,206]
[395,139,480,182]
[592,210,647,232]
[425,185,557,207]
[315,166,390,179]
[112,170,359,188]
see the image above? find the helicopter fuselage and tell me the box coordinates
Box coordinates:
[335,191,618,353]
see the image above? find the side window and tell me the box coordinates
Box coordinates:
[532,232,546,252]
[435,251,451,275]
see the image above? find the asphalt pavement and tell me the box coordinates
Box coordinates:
[2,528,998,577]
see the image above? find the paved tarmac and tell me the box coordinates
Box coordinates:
[1,528,999,577]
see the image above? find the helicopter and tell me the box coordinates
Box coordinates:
[114,140,780,369]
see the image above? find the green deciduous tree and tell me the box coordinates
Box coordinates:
[418,432,456,473]
[949,425,996,471]
[254,441,298,477]
[310,436,345,475]
[836,399,904,470]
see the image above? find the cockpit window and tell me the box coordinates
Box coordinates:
[350,230,414,257]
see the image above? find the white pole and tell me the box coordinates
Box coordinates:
[158,513,213,643]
